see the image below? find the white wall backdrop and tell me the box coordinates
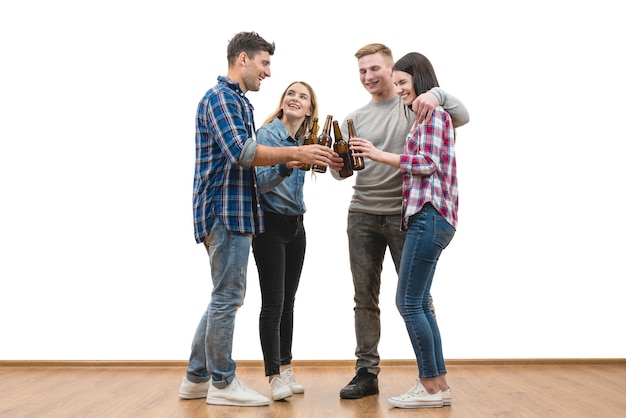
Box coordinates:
[1,0,624,361]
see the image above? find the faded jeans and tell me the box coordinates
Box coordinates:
[347,211,406,375]
[185,218,251,388]
[397,203,455,379]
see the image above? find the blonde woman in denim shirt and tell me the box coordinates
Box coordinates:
[253,81,342,401]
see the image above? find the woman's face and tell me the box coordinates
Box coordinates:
[281,83,312,121]
[392,70,416,106]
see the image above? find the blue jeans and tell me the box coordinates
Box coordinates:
[252,212,306,377]
[397,203,455,379]
[185,218,251,388]
[347,211,406,375]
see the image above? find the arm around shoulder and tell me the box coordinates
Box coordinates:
[429,87,470,128]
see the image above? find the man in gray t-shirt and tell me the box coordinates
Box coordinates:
[333,43,469,400]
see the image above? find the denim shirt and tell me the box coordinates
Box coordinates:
[255,118,307,216]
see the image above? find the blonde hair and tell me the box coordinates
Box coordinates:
[262,81,319,138]
[354,43,394,61]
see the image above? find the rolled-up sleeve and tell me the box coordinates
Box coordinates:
[239,137,257,167]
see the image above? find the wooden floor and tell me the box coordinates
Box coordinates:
[0,360,624,417]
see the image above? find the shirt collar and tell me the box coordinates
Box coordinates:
[217,75,254,111]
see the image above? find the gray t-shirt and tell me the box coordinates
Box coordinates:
[340,96,414,215]
[339,88,469,215]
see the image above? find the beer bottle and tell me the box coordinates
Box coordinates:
[333,120,353,178]
[312,115,333,173]
[347,118,365,171]
[300,117,319,171]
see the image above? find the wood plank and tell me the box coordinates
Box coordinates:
[0,361,624,417]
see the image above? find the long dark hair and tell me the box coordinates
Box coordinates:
[392,52,439,97]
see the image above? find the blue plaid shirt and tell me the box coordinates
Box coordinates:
[193,76,263,243]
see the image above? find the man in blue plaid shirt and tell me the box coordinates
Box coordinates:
[179,31,340,407]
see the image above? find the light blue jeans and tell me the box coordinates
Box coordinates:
[397,203,455,379]
[185,218,251,389]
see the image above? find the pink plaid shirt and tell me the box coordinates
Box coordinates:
[399,107,458,230]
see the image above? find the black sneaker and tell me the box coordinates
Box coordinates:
[339,368,379,399]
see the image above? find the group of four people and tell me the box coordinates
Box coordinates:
[178,31,469,409]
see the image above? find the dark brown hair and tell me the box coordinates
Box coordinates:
[226,31,275,67]
[392,52,439,97]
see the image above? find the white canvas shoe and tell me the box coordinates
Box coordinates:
[178,376,210,399]
[206,376,270,406]
[388,381,443,408]
[270,377,293,401]
[280,368,304,394]
[442,387,452,405]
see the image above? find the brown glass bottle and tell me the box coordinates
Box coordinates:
[333,120,353,178]
[312,115,333,173]
[347,118,365,170]
[300,117,319,171]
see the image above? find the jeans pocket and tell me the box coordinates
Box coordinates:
[433,214,455,250]
[205,217,226,251]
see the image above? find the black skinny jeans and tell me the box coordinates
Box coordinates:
[252,212,306,377]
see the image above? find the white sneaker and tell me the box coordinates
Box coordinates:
[206,376,270,406]
[270,377,293,401]
[442,387,452,406]
[388,381,443,408]
[280,368,304,394]
[178,376,210,399]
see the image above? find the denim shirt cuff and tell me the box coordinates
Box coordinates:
[278,164,292,177]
